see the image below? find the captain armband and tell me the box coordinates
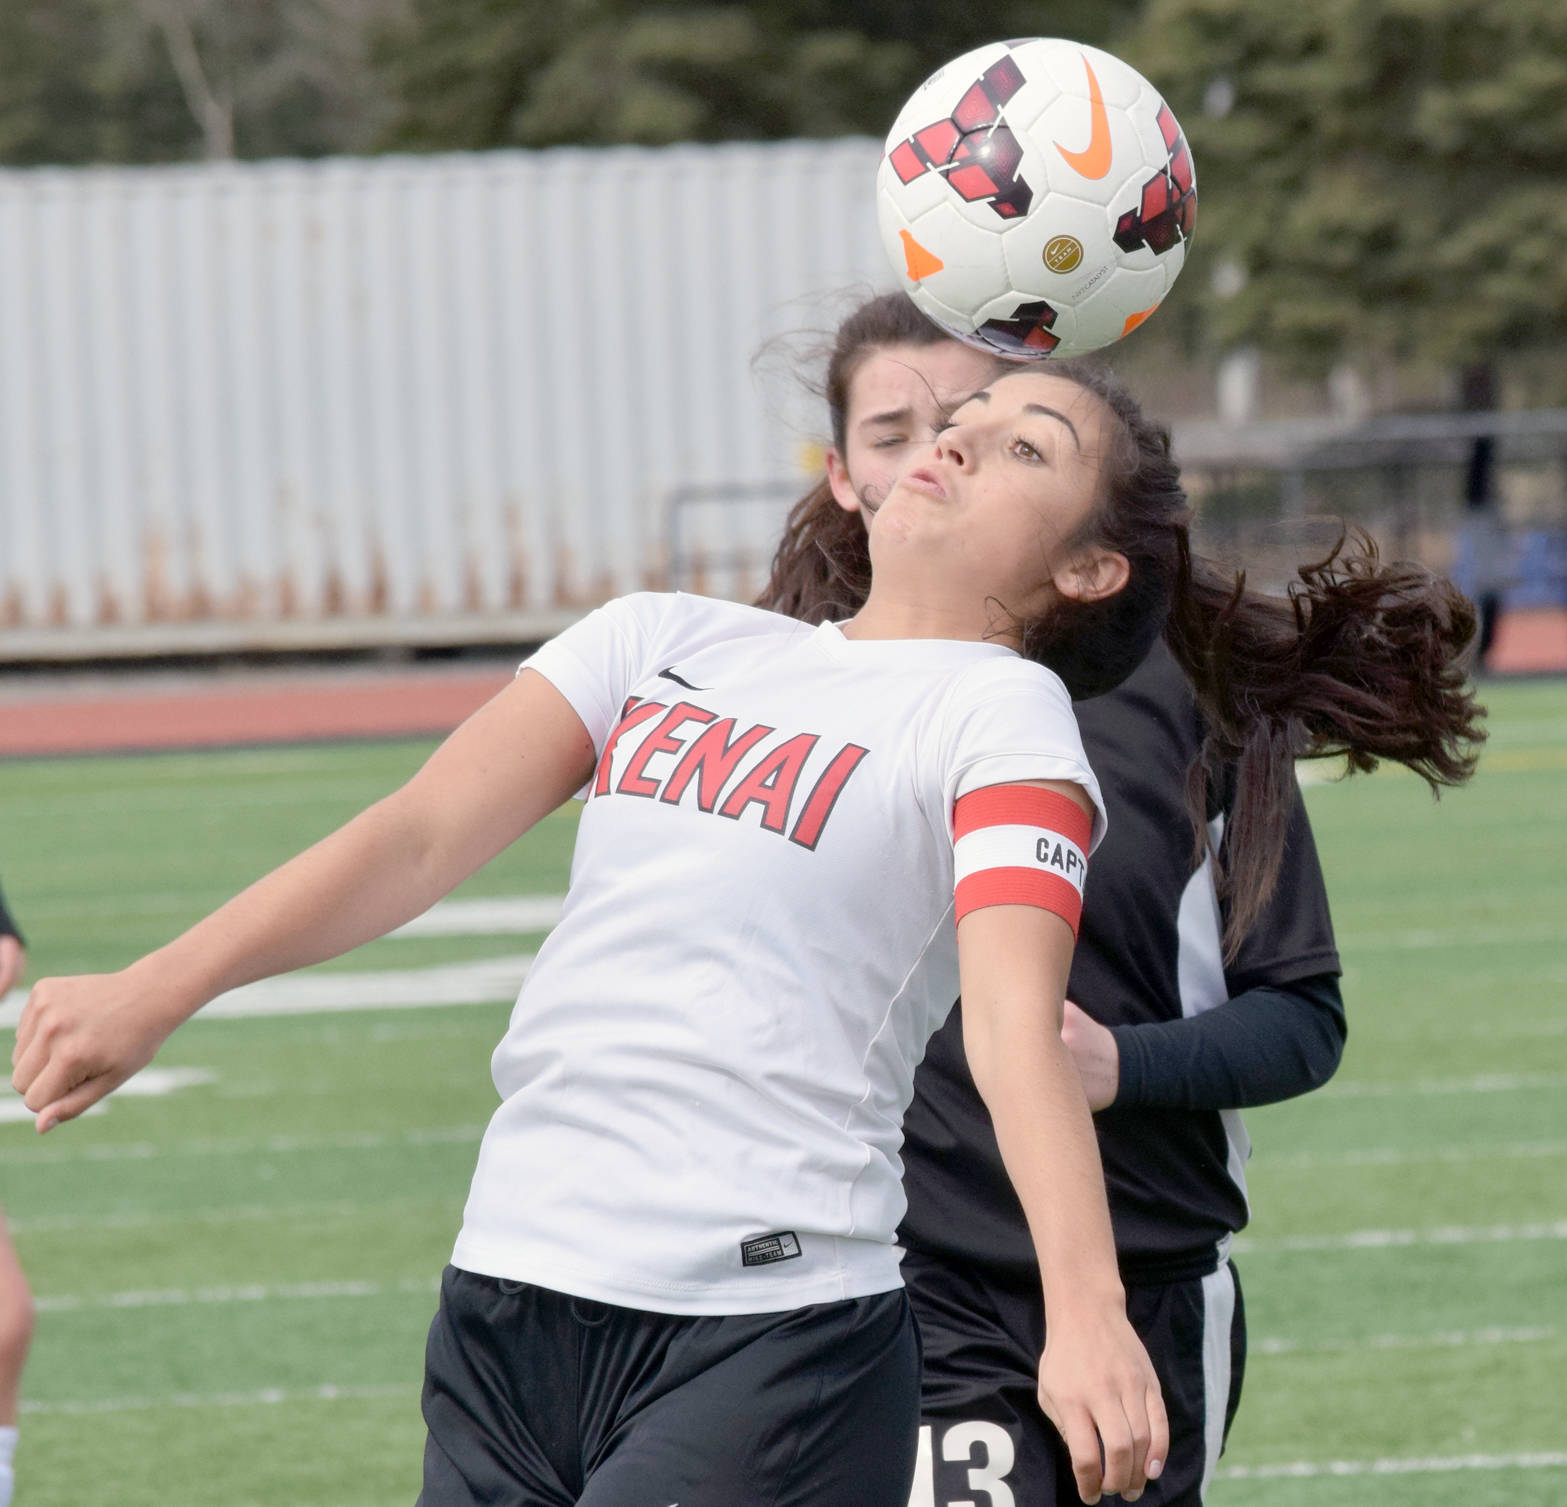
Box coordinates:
[952,784,1092,935]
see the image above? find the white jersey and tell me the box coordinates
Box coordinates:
[451,593,1104,1314]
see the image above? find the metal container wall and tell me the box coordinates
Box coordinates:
[0,141,888,657]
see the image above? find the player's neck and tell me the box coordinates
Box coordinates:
[843,587,1023,649]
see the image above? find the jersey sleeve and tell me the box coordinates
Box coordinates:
[1223,781,1342,992]
[940,660,1107,932]
[519,594,666,754]
[941,659,1107,847]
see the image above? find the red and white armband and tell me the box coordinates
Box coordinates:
[952,784,1093,935]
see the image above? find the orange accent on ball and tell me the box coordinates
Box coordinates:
[1120,304,1161,337]
[899,229,945,282]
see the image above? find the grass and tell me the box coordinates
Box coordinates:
[1,678,1564,1505]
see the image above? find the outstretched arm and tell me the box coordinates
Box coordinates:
[957,783,1167,1507]
[10,669,595,1133]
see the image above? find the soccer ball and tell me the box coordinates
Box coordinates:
[876,38,1197,360]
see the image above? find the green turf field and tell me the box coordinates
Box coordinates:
[2,679,1564,1506]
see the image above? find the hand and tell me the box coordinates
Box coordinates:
[1038,1301,1167,1504]
[0,935,25,997]
[10,969,180,1133]
[1061,999,1119,1111]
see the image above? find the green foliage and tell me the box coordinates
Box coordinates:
[0,0,407,166]
[373,0,1142,148]
[1131,0,1567,367]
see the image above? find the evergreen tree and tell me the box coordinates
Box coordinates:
[374,1,1142,149]
[1130,0,1567,373]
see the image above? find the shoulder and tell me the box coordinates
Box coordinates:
[945,652,1076,725]
[615,592,803,639]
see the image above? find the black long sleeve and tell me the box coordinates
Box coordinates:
[1110,972,1346,1111]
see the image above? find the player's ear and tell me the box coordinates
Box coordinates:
[1054,547,1130,605]
[826,448,861,514]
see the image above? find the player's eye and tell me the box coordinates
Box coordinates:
[871,433,909,449]
[1009,434,1044,462]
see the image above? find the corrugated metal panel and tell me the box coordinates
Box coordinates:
[0,141,889,658]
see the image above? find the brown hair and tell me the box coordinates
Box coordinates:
[758,301,1485,955]
[759,292,1005,625]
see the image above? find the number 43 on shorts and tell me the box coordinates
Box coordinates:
[910,1421,1016,1507]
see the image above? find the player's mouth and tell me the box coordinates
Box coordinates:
[899,466,947,501]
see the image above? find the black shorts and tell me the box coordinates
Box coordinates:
[904,1250,1244,1507]
[417,1265,921,1507]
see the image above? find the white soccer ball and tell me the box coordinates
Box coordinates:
[876,38,1197,360]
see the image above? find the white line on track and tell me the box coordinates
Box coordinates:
[1234,1219,1567,1254]
[20,1382,418,1417]
[1217,1451,1567,1480]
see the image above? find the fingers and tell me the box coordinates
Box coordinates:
[10,975,146,1128]
[12,978,48,1071]
[1146,1377,1169,1484]
[1047,1400,1106,1505]
[33,1073,117,1133]
[1041,1363,1167,1504]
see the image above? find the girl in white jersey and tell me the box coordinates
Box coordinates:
[11,359,1477,1507]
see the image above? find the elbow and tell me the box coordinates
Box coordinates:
[1302,1002,1348,1092]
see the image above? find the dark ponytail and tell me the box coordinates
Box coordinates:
[1024,363,1485,954]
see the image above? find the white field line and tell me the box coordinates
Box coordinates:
[1334,921,1567,952]
[0,1067,215,1123]
[1234,1219,1567,1255]
[1,1123,484,1166]
[389,895,564,937]
[0,955,535,1028]
[0,894,563,1027]
[35,1276,438,1314]
[1320,1072,1567,1098]
[1218,1451,1567,1480]
[6,1196,451,1236]
[1367,1019,1567,1040]
[1261,1140,1567,1171]
[1252,1325,1557,1357]
[20,1382,418,1417]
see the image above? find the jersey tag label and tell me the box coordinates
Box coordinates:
[740,1231,802,1267]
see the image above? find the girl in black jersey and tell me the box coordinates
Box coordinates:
[759,293,1478,1506]
[16,342,1478,1507]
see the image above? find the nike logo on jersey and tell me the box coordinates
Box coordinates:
[593,695,870,851]
[657,667,708,692]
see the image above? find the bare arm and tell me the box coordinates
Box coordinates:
[10,669,595,1132]
[957,783,1166,1505]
